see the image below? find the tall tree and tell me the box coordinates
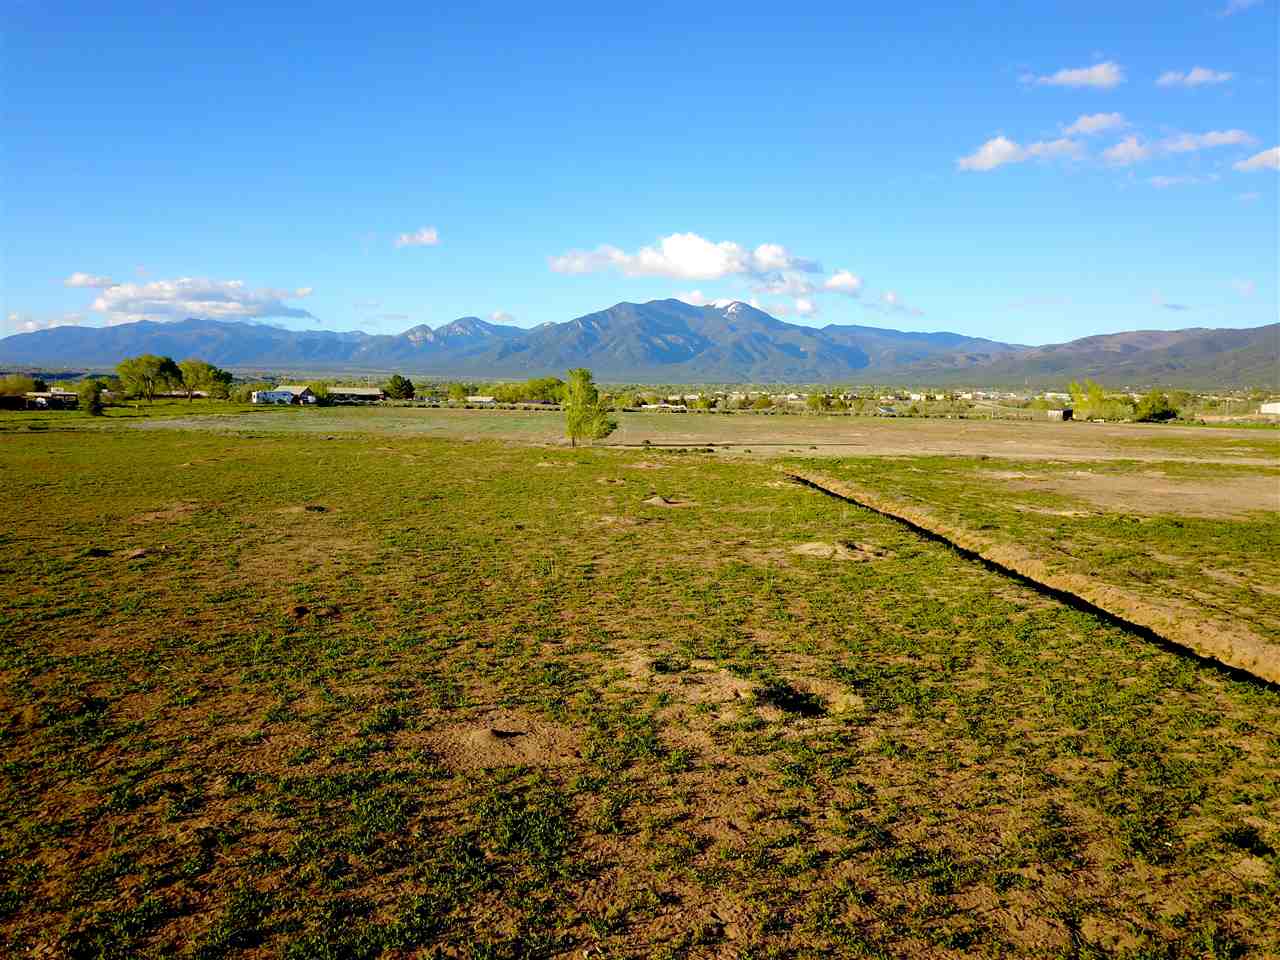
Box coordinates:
[178,359,233,400]
[384,374,415,400]
[78,379,105,416]
[116,354,182,402]
[563,368,617,447]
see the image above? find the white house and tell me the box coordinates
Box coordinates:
[251,389,303,405]
[1260,401,1280,416]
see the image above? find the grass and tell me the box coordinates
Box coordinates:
[789,454,1280,641]
[0,419,1277,957]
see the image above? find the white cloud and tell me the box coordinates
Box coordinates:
[1233,146,1280,171]
[753,273,815,297]
[549,232,820,280]
[794,298,817,317]
[64,272,116,289]
[1220,0,1263,16]
[6,311,85,333]
[1026,138,1082,159]
[824,270,864,296]
[1102,136,1151,166]
[675,289,712,306]
[84,277,316,325]
[957,135,1081,171]
[1063,113,1127,136]
[1157,66,1234,88]
[1026,61,1124,89]
[490,310,515,324]
[957,136,1024,171]
[1162,129,1255,153]
[394,226,440,248]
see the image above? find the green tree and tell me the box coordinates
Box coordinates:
[806,392,830,411]
[447,382,469,402]
[1134,390,1177,422]
[307,381,330,403]
[116,354,182,402]
[563,368,617,447]
[178,359,233,400]
[78,379,105,416]
[385,374,416,400]
[0,374,39,396]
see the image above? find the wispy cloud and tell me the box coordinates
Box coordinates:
[64,272,117,289]
[1023,61,1124,89]
[490,310,516,324]
[1233,146,1280,171]
[394,226,440,248]
[5,311,87,333]
[1219,0,1263,16]
[79,277,316,325]
[1149,175,1214,188]
[957,136,1081,171]
[1161,129,1255,153]
[550,232,820,280]
[1157,66,1234,87]
[1062,113,1127,136]
[1102,136,1151,166]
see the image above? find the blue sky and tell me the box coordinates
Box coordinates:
[3,0,1276,345]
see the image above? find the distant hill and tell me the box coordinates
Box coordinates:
[936,324,1279,389]
[1,300,1274,388]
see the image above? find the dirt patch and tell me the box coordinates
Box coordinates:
[625,461,667,470]
[274,504,331,515]
[129,501,201,524]
[597,515,657,527]
[426,710,579,770]
[536,461,569,468]
[596,478,627,485]
[642,495,693,507]
[1003,471,1278,518]
[790,541,887,561]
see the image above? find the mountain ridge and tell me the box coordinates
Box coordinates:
[1,300,1274,388]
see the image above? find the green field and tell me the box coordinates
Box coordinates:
[1,412,1277,958]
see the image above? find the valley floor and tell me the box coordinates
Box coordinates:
[0,411,1276,958]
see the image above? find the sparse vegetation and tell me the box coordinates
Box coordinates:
[0,406,1275,957]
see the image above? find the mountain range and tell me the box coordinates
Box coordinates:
[1,299,1275,388]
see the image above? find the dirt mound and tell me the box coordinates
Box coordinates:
[790,541,886,561]
[428,711,579,770]
[597,478,627,485]
[642,494,693,507]
[129,501,200,524]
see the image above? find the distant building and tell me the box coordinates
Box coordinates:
[1047,408,1073,421]
[24,391,79,410]
[327,386,384,403]
[1260,401,1280,416]
[275,385,319,404]
[465,395,496,404]
[251,389,303,405]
